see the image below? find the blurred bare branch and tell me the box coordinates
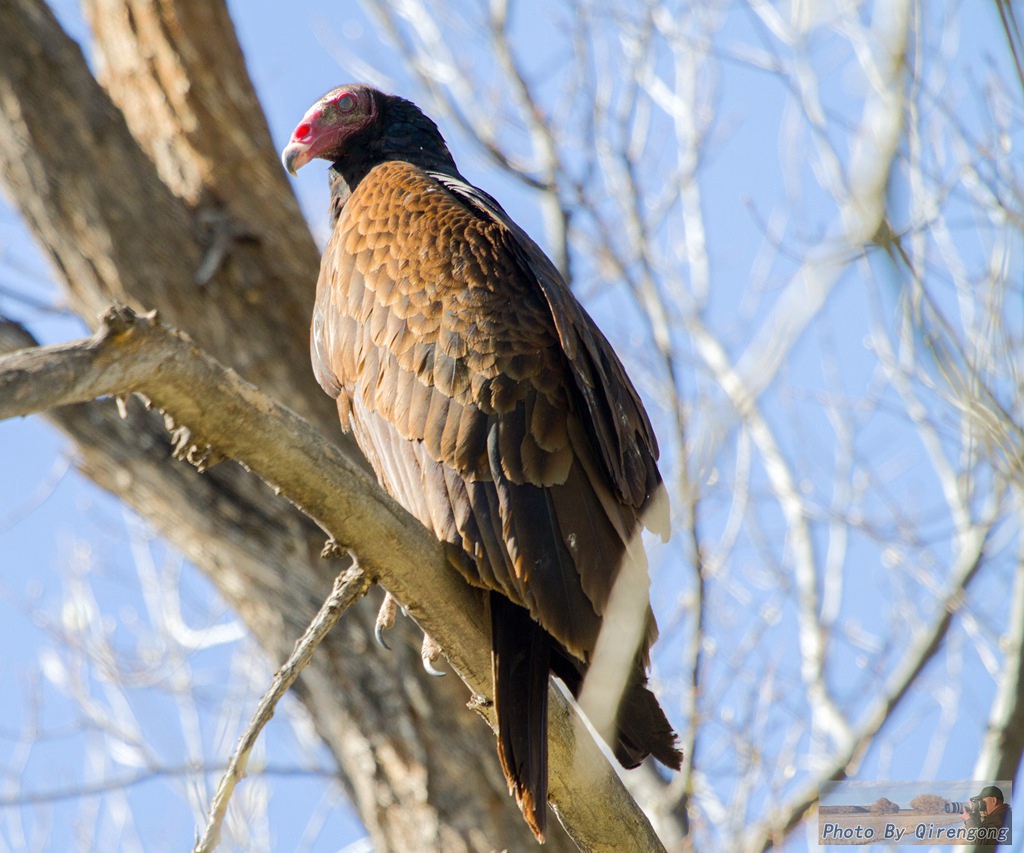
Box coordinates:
[195,564,370,853]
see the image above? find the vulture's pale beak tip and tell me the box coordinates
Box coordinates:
[281,142,309,177]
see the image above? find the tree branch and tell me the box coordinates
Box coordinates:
[1,316,562,853]
[0,305,667,853]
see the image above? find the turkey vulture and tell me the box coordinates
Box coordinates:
[282,84,680,840]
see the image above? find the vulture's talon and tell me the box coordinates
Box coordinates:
[374,592,398,650]
[421,634,445,677]
[422,659,446,677]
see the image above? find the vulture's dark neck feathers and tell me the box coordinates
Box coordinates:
[329,94,461,223]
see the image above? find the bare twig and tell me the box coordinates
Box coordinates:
[973,506,1024,784]
[194,563,371,853]
[0,764,334,808]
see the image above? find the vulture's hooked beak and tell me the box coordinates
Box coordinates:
[281,140,312,176]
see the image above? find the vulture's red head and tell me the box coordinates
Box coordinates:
[282,84,456,176]
[281,85,379,175]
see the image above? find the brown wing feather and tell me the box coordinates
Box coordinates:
[426,173,667,528]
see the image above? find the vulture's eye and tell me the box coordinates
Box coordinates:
[335,93,357,113]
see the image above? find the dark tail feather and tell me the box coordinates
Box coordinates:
[491,592,550,841]
[613,674,682,770]
[550,644,681,771]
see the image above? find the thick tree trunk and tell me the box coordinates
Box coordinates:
[0,1,576,849]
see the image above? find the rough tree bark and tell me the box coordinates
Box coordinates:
[0,0,581,849]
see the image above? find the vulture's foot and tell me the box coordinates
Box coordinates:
[421,634,445,677]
